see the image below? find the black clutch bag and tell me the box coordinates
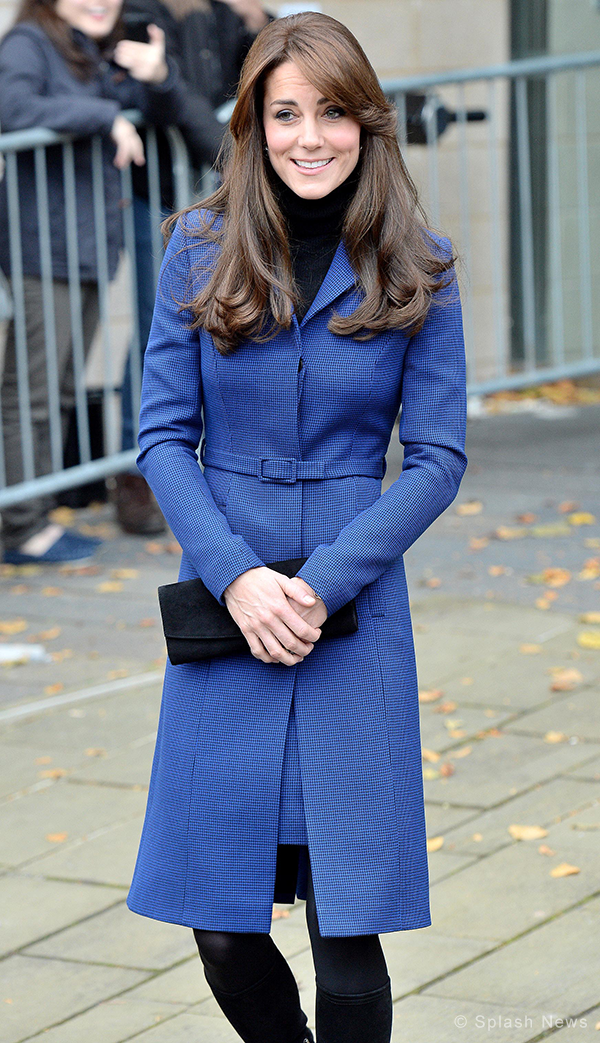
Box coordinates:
[158,556,358,665]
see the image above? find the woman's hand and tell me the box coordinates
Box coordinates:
[219,0,269,33]
[223,567,326,665]
[114,24,169,85]
[110,114,145,169]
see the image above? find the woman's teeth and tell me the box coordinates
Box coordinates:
[293,159,333,169]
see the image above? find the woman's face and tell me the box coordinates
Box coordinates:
[262,60,362,199]
[54,0,122,39]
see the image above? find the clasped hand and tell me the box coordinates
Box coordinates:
[223,567,328,665]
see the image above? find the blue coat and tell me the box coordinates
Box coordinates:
[126,210,468,937]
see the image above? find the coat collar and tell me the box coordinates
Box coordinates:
[297,238,360,328]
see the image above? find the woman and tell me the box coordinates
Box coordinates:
[127,12,468,1043]
[0,0,186,563]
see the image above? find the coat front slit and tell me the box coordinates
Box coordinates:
[126,211,468,937]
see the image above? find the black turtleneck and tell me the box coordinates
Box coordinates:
[271,164,361,323]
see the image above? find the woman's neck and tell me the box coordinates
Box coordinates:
[270,163,361,241]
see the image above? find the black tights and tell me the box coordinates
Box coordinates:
[193,853,392,1043]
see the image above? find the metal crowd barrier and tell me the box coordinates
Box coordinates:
[1,52,600,511]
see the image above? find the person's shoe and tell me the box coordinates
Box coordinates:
[113,473,166,535]
[3,528,101,565]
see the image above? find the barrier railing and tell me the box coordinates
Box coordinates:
[1,52,599,512]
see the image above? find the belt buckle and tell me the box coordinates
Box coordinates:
[259,457,297,483]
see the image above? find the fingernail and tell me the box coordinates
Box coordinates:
[304,594,316,603]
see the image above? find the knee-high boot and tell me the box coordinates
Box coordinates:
[203,953,314,1043]
[315,977,392,1043]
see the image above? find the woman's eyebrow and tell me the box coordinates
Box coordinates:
[269,98,330,106]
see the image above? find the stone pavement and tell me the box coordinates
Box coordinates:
[1,402,599,1043]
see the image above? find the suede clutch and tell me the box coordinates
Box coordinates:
[158,556,358,665]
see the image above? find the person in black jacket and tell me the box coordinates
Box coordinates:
[0,0,189,564]
[114,0,273,535]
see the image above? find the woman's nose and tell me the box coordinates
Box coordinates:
[297,117,323,150]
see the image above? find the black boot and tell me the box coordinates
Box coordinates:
[203,953,314,1043]
[315,977,392,1043]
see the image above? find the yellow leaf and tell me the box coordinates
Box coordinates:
[50,649,73,663]
[508,824,548,841]
[544,731,568,743]
[44,683,64,696]
[41,587,62,597]
[45,832,68,843]
[39,768,68,779]
[38,627,61,640]
[531,523,571,537]
[568,512,596,526]
[550,668,583,690]
[0,619,27,635]
[421,748,440,762]
[488,564,509,576]
[456,500,483,516]
[108,669,129,680]
[422,767,439,780]
[427,835,444,852]
[579,613,600,625]
[469,536,489,550]
[418,688,444,703]
[536,597,551,610]
[550,862,580,877]
[520,643,542,654]
[453,746,472,759]
[35,756,52,765]
[495,525,527,540]
[85,747,107,757]
[577,630,600,650]
[97,581,123,593]
[110,568,139,580]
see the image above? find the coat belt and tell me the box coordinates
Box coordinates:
[201,445,386,484]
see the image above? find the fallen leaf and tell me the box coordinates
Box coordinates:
[97,581,123,593]
[469,536,489,550]
[145,541,164,555]
[59,564,101,576]
[85,747,107,757]
[439,762,455,777]
[139,618,156,628]
[424,576,441,588]
[558,500,579,513]
[578,558,600,580]
[570,821,600,831]
[35,756,52,765]
[550,862,580,877]
[166,541,181,554]
[50,649,73,663]
[544,731,568,743]
[444,718,463,730]
[0,619,27,635]
[520,643,542,654]
[39,768,68,779]
[422,767,439,780]
[38,627,61,641]
[418,688,444,703]
[448,728,466,738]
[421,748,440,763]
[584,537,600,548]
[538,844,555,856]
[568,512,596,526]
[427,836,444,852]
[472,833,483,842]
[79,523,117,539]
[550,668,583,690]
[531,523,572,538]
[460,676,474,685]
[44,683,64,696]
[272,908,291,920]
[488,564,510,576]
[517,512,537,523]
[577,631,600,650]
[10,584,29,595]
[41,587,62,597]
[108,669,129,680]
[432,700,458,714]
[495,525,527,540]
[579,612,600,624]
[508,824,548,841]
[456,500,483,516]
[110,568,139,580]
[453,746,472,759]
[45,832,68,843]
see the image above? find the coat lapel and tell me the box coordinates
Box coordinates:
[299,239,360,328]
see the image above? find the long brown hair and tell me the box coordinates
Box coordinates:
[12,0,123,79]
[165,11,458,355]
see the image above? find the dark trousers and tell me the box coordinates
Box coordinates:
[194,847,393,1043]
[1,276,99,547]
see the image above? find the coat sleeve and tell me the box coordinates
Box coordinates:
[295,244,468,617]
[136,215,265,604]
[0,28,120,135]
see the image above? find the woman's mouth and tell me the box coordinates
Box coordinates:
[291,158,335,173]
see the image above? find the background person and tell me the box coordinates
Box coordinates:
[126,12,467,1043]
[0,0,187,564]
[114,0,274,535]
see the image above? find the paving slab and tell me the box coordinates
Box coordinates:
[428,801,600,940]
[23,997,187,1043]
[1,873,123,954]
[25,900,199,970]
[432,775,600,857]
[0,741,90,799]
[413,626,516,688]
[423,892,600,1017]
[428,851,479,883]
[419,702,517,752]
[504,685,600,742]
[0,953,148,1043]
[0,779,147,866]
[390,993,564,1043]
[380,927,495,995]
[126,1012,239,1041]
[124,956,214,1006]
[548,1007,600,1040]
[68,737,155,786]
[28,814,144,887]
[424,803,479,837]
[566,753,600,780]
[423,731,598,808]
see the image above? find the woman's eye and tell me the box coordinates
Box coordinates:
[324,107,344,119]
[275,110,296,122]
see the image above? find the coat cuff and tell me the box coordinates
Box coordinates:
[203,539,265,607]
[294,547,358,618]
